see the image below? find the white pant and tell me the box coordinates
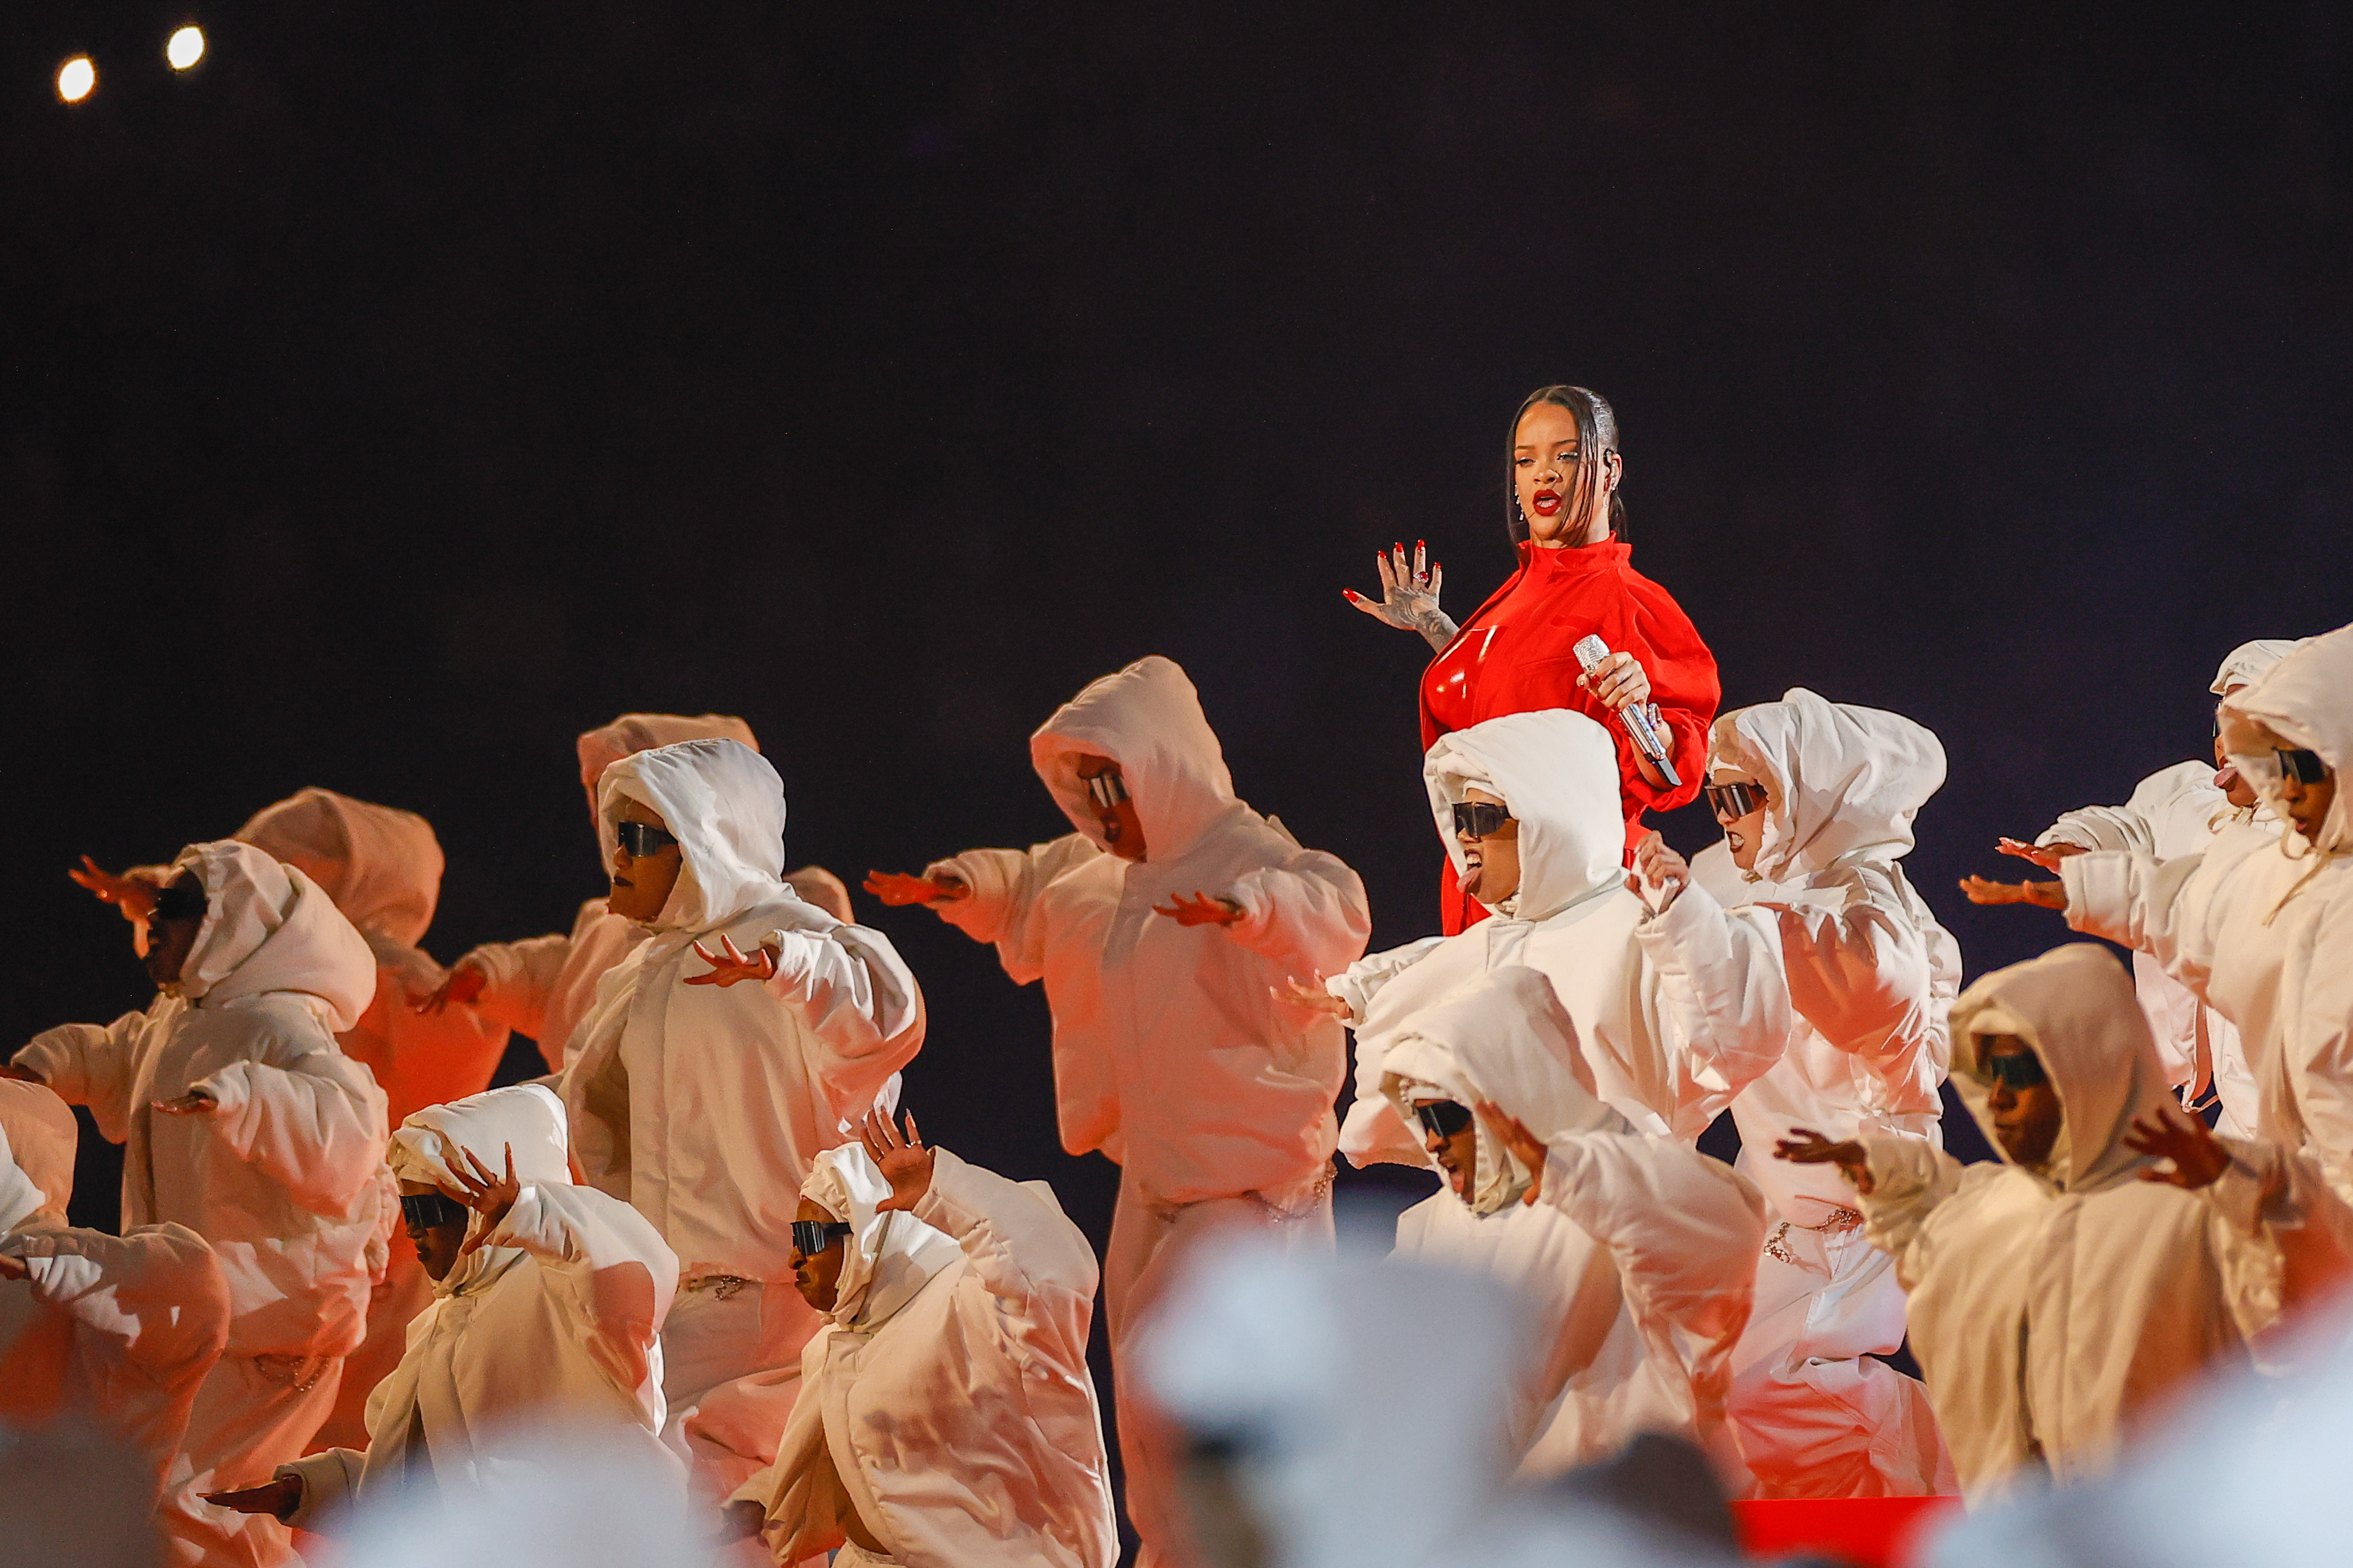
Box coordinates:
[1727,1217,1954,1497]
[158,1351,343,1567]
[662,1279,822,1500]
[1105,1167,1334,1568]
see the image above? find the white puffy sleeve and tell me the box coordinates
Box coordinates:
[192,1045,388,1217]
[759,918,927,1109]
[928,835,1101,985]
[1222,845,1373,983]
[457,931,575,1042]
[911,1148,1099,1370]
[12,1012,150,1144]
[0,1221,230,1386]
[1635,883,1797,1101]
[2059,849,2224,1004]
[1327,937,1446,1024]
[476,1182,679,1405]
[1850,1132,1972,1284]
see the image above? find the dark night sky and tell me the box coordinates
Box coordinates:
[5,0,2349,1531]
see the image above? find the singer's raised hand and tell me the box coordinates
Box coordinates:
[1575,650,1653,714]
[1343,541,1458,652]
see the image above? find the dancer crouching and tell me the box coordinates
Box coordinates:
[204,1084,678,1531]
[1374,967,1765,1479]
[0,1080,230,1505]
[721,1109,1116,1567]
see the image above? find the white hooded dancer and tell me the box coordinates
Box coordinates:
[1805,945,2285,1502]
[1334,707,1772,1161]
[230,786,513,1452]
[1643,691,1958,1497]
[1140,1240,1742,1568]
[1373,967,1766,1478]
[885,655,1369,1565]
[558,738,925,1494]
[266,1084,680,1531]
[2026,639,2304,1135]
[452,712,763,1072]
[9,839,389,1568]
[0,1080,231,1501]
[727,1134,1117,1567]
[2039,624,2353,1232]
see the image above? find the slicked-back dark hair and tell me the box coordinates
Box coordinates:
[1505,385,1625,544]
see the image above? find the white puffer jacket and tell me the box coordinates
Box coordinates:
[560,739,924,1284]
[13,840,389,1360]
[927,656,1370,1204]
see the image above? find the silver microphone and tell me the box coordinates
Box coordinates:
[1572,634,1680,788]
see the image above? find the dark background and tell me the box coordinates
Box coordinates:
[6,0,2348,1547]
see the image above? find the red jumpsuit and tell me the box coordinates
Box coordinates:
[1420,536,1718,933]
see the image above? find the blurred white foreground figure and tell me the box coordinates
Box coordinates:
[435,712,760,1072]
[1142,1239,1737,1568]
[1371,966,1765,1478]
[559,738,925,1499]
[721,1110,1116,1567]
[1333,708,1774,1160]
[0,1420,171,1568]
[1638,690,1958,1497]
[1962,624,2353,1265]
[8,840,387,1567]
[0,1080,230,1497]
[202,1084,678,1531]
[1776,944,2291,1502]
[334,1433,721,1568]
[863,655,1369,1566]
[2006,638,2304,1135]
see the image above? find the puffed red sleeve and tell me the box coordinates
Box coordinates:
[1607,566,1717,816]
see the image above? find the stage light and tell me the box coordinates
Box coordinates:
[57,55,96,103]
[167,26,206,71]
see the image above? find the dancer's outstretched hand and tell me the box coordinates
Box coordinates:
[69,856,160,921]
[862,871,968,907]
[1772,1128,1876,1195]
[1343,541,1457,651]
[449,1143,524,1253]
[2124,1103,2231,1190]
[1475,1100,1551,1205]
[1958,875,2066,909]
[414,961,487,1015]
[1997,837,2086,873]
[686,934,780,987]
[151,1089,218,1117]
[1276,977,1352,1022]
[860,1107,934,1211]
[1155,891,1242,928]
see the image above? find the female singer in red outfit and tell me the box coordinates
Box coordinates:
[1347,385,1718,932]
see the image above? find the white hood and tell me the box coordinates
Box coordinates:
[1948,944,2174,1194]
[0,1080,77,1231]
[1710,688,1945,883]
[167,839,378,1030]
[1030,656,1238,862]
[1381,966,1632,1216]
[2209,637,2308,696]
[598,738,791,934]
[1143,1239,1523,1568]
[1423,710,1625,922]
[576,711,761,846]
[2221,621,2353,856]
[234,787,443,948]
[388,1084,575,1299]
[799,1143,963,1331]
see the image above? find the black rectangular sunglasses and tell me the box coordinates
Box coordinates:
[791,1219,853,1256]
[1450,801,1511,839]
[614,820,678,858]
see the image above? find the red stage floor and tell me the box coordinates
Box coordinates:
[1731,1496,1962,1566]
